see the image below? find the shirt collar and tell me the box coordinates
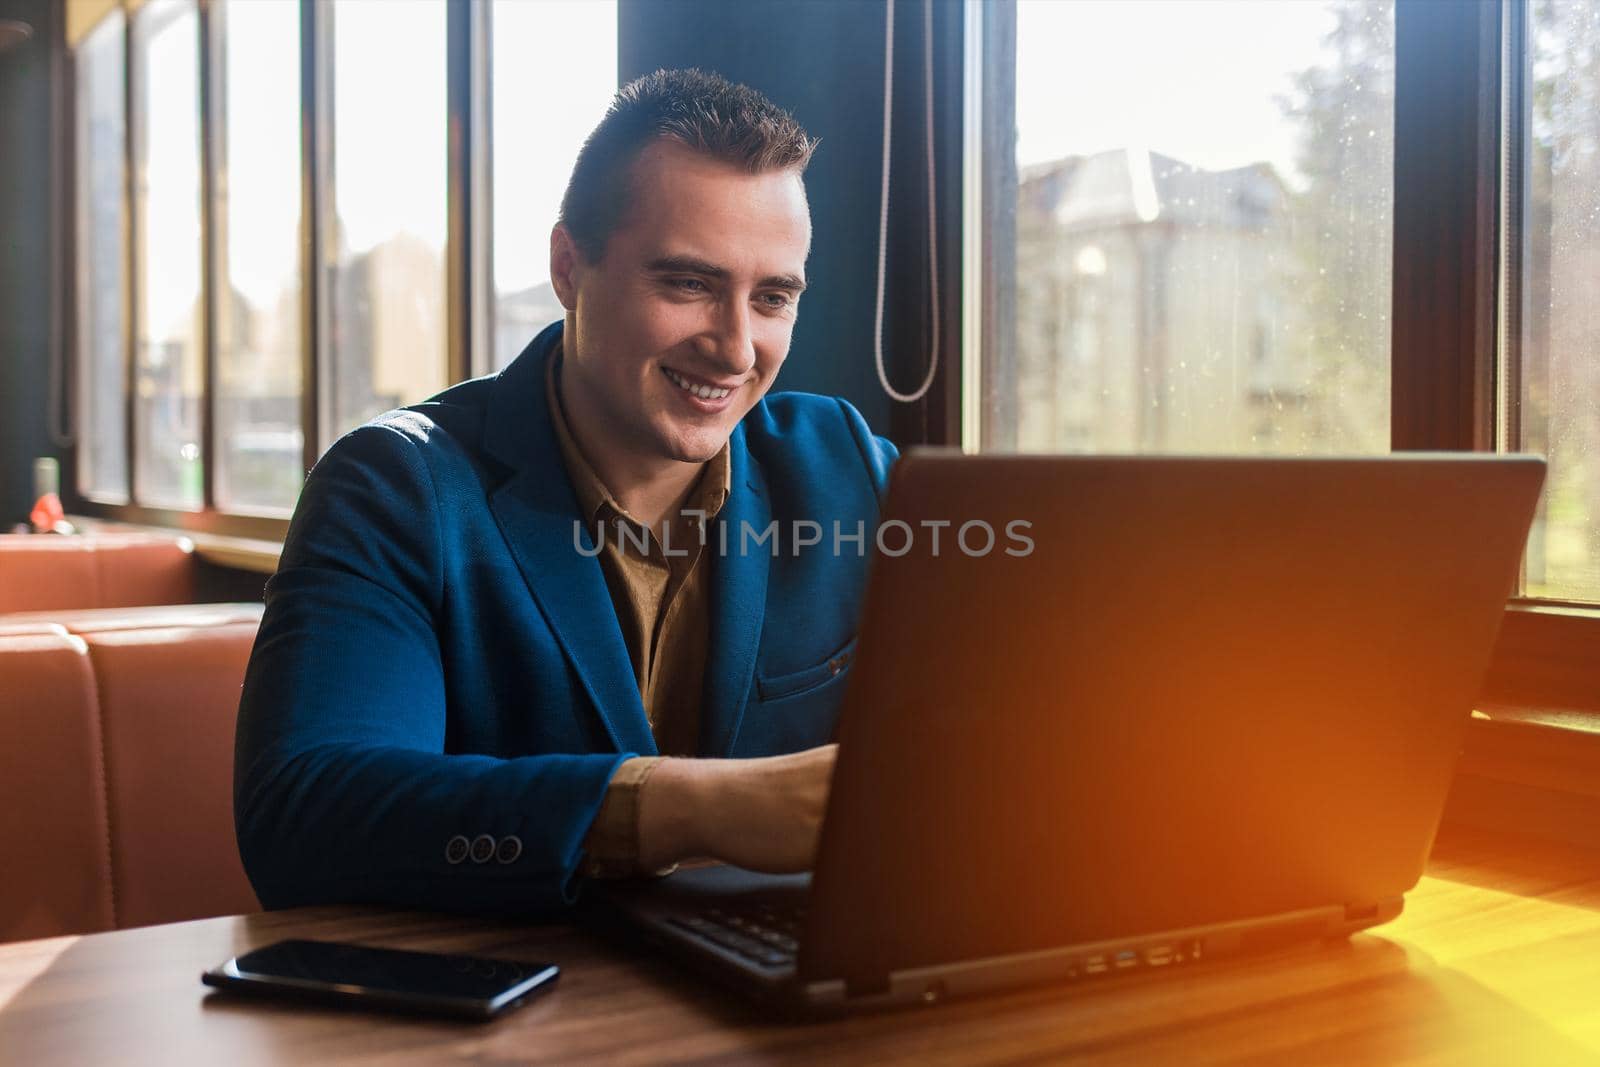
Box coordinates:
[546,344,732,526]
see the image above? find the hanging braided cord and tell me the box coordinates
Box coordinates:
[872,0,941,405]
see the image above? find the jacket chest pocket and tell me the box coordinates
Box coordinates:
[739,636,858,755]
[756,636,858,703]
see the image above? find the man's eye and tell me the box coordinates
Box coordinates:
[673,278,707,293]
[760,292,793,310]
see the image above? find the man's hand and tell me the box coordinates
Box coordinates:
[636,744,838,873]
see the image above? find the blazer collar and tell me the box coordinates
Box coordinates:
[700,426,771,757]
[482,322,772,758]
[483,322,655,755]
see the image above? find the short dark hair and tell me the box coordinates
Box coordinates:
[557,68,818,263]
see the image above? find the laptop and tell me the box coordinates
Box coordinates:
[589,452,1546,1013]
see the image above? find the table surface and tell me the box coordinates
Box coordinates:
[3,826,1600,1066]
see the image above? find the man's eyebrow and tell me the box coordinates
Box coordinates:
[647,254,729,279]
[646,255,807,294]
[760,273,808,294]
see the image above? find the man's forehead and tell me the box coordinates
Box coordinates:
[631,136,802,186]
[619,148,811,275]
[630,139,805,204]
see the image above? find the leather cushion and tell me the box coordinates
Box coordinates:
[85,621,263,929]
[0,631,116,941]
[0,535,196,613]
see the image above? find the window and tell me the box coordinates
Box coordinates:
[973,0,1600,711]
[988,0,1394,456]
[68,0,619,531]
[74,9,127,501]
[215,0,303,512]
[326,0,448,436]
[1512,0,1600,604]
[489,0,617,370]
[131,0,205,512]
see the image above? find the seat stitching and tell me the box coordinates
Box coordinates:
[82,640,119,929]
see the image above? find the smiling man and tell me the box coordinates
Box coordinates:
[234,69,898,913]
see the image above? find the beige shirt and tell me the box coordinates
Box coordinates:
[546,349,731,874]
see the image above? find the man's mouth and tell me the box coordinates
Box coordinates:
[662,366,735,401]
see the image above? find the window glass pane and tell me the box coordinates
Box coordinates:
[1518,0,1600,603]
[133,0,203,509]
[490,0,617,369]
[988,0,1394,455]
[76,11,128,501]
[328,0,447,436]
[215,0,303,512]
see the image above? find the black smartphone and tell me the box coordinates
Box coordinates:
[201,939,559,1021]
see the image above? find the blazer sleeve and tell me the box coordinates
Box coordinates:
[234,420,629,916]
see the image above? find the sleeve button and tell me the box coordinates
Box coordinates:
[445,835,470,864]
[496,835,523,864]
[469,834,497,863]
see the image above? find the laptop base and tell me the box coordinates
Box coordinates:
[590,866,1402,1015]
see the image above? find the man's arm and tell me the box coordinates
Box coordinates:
[593,745,838,873]
[234,420,631,915]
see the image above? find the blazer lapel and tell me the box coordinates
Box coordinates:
[700,428,771,757]
[482,324,657,756]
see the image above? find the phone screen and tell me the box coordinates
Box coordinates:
[204,939,559,1019]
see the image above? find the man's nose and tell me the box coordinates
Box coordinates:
[701,298,756,374]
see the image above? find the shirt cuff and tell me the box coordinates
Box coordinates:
[581,756,676,879]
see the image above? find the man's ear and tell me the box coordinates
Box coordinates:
[549,224,584,311]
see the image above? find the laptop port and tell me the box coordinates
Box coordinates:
[1084,954,1108,974]
[1114,950,1138,970]
[845,974,890,998]
[1144,944,1174,966]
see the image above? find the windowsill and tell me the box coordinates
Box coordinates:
[66,514,282,575]
[1463,706,1600,795]
[1444,709,1600,850]
[187,532,282,574]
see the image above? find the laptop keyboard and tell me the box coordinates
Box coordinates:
[667,901,804,969]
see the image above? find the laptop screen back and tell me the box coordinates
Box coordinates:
[802,454,1544,981]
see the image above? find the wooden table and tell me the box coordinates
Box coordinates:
[4,827,1600,1065]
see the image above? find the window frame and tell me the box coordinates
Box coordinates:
[960,0,1600,718]
[1392,0,1600,713]
[61,0,497,541]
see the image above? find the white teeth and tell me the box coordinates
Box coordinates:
[664,368,732,400]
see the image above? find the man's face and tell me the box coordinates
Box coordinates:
[552,139,812,466]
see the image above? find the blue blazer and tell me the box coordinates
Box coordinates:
[235,322,898,914]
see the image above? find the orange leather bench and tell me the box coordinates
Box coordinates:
[0,604,263,943]
[0,533,197,614]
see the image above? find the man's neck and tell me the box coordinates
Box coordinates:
[556,354,704,531]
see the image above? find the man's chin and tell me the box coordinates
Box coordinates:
[659,424,734,465]
[668,440,730,465]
